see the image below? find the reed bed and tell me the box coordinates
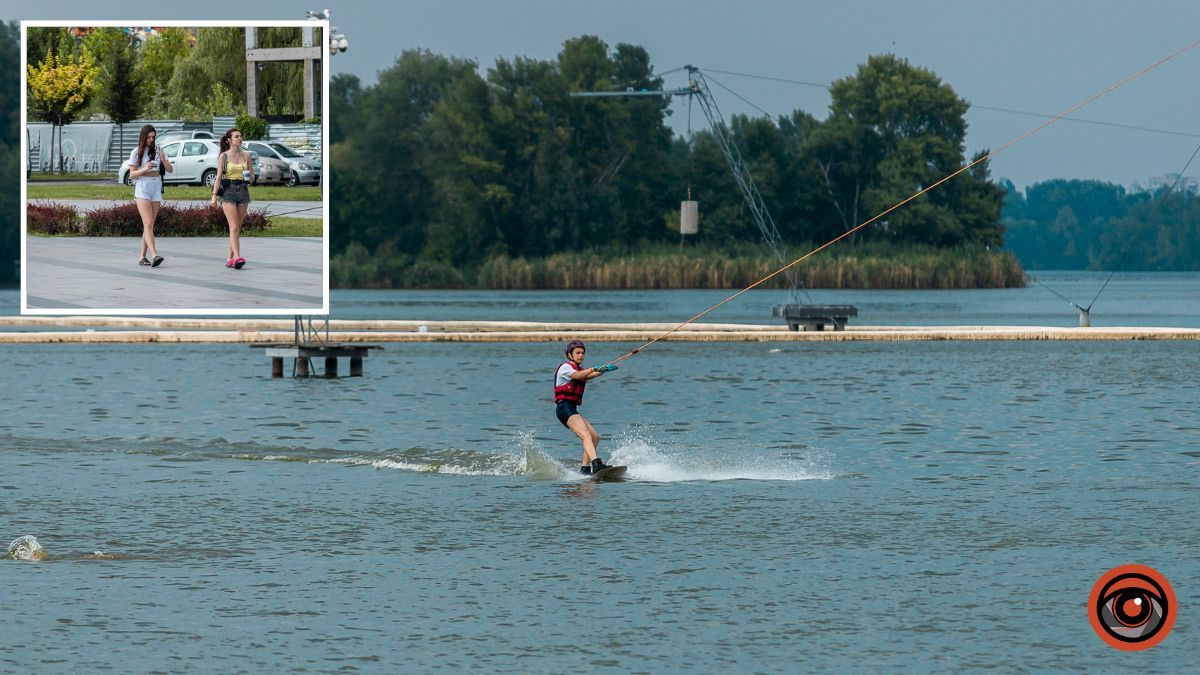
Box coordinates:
[331,243,1025,290]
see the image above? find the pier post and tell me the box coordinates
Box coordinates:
[297,357,310,377]
[325,357,338,378]
[350,356,363,377]
[271,356,283,378]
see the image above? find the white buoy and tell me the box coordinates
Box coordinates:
[1079,308,1091,327]
[680,200,698,235]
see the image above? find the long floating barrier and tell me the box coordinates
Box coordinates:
[0,323,1198,343]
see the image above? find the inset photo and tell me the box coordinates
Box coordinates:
[21,20,329,314]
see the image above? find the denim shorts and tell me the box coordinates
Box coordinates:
[220,181,251,205]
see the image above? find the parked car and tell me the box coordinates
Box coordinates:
[244,141,322,186]
[118,139,260,188]
[155,130,216,145]
[253,156,289,186]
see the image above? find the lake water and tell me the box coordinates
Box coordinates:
[2,274,1198,671]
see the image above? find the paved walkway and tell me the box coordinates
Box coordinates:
[43,199,323,219]
[25,237,324,312]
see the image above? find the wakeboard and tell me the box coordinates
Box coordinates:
[589,465,628,482]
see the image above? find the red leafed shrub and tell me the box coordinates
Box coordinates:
[27,202,81,234]
[34,202,271,236]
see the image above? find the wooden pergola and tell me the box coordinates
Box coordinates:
[244,26,322,119]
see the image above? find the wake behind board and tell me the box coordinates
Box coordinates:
[589,465,628,482]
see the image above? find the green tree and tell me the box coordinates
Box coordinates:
[329,73,361,144]
[139,27,188,107]
[826,54,1001,246]
[0,22,19,283]
[27,46,98,172]
[99,37,142,145]
[330,50,478,258]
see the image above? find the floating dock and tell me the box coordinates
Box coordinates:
[0,317,1198,342]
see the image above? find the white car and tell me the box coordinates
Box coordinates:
[118,140,259,188]
[155,130,216,145]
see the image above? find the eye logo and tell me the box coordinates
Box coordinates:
[1088,564,1176,651]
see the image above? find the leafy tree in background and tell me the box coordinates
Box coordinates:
[156,27,244,120]
[330,50,478,261]
[98,35,142,147]
[826,54,1001,246]
[329,73,360,144]
[1003,179,1135,268]
[328,41,1021,283]
[27,47,98,173]
[139,27,188,111]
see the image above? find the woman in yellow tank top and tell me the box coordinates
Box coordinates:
[210,128,254,269]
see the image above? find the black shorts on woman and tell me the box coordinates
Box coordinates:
[220,180,251,204]
[555,400,580,427]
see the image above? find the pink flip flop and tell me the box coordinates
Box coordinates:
[233,257,246,270]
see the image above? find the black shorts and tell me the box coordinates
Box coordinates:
[220,180,251,205]
[556,400,580,427]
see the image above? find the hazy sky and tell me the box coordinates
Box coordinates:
[9,1,1200,189]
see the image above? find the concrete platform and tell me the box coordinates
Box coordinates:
[24,237,324,312]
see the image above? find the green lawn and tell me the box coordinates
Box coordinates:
[246,217,324,237]
[26,184,322,201]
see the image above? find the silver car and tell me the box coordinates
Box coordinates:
[253,156,289,186]
[118,140,260,188]
[245,141,321,186]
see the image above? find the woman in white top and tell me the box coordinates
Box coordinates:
[129,124,173,267]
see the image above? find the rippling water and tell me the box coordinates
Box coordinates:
[3,280,1199,671]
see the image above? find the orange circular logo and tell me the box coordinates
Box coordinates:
[1088,564,1176,651]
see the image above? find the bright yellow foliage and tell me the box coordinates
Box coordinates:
[27,49,99,119]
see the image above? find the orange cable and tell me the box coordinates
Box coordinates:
[610,37,1200,365]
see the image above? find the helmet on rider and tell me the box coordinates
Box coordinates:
[564,340,586,356]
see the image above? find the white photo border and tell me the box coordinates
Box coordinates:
[20,19,331,316]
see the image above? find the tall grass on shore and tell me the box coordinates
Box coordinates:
[332,242,1025,290]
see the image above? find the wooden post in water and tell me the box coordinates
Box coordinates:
[252,343,381,378]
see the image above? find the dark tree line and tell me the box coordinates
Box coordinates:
[1,21,19,282]
[330,38,1006,269]
[1003,178,1200,270]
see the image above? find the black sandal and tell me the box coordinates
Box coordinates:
[138,257,151,266]
[152,256,164,267]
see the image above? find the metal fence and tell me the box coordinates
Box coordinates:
[267,123,323,154]
[29,118,324,175]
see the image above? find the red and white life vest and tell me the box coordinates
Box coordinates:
[553,360,587,404]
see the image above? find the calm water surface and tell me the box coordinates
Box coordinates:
[2,278,1198,672]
